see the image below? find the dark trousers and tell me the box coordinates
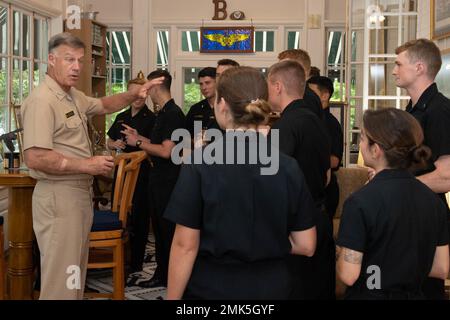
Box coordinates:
[185,257,291,300]
[148,174,178,282]
[421,196,449,299]
[422,276,446,300]
[325,173,339,221]
[129,163,152,272]
[288,206,335,300]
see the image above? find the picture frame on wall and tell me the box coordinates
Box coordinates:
[200,26,254,53]
[431,0,450,40]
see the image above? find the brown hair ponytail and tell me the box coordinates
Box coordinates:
[217,67,270,127]
[363,108,431,171]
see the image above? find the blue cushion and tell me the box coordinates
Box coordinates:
[91,210,122,232]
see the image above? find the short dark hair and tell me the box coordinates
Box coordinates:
[49,32,85,53]
[147,69,172,92]
[310,66,321,77]
[217,59,240,67]
[308,76,334,100]
[198,67,216,79]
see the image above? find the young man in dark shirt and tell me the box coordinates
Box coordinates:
[393,38,450,300]
[122,70,186,288]
[269,59,333,300]
[185,67,218,138]
[107,73,156,275]
[308,76,344,221]
[278,49,324,121]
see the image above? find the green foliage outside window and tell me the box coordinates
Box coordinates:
[184,83,201,115]
[11,69,31,103]
[0,68,36,135]
[331,80,358,128]
[349,99,358,130]
[105,82,128,132]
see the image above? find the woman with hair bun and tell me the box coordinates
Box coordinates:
[164,66,317,299]
[336,108,449,300]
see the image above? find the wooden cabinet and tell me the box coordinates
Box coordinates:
[64,19,107,146]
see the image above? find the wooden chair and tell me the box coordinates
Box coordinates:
[333,167,369,239]
[87,151,147,300]
[0,215,5,300]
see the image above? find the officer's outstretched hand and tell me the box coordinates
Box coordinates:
[86,156,115,176]
[135,76,165,99]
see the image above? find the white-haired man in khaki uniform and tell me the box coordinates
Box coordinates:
[21,33,162,300]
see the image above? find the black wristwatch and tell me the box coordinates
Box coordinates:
[136,140,143,148]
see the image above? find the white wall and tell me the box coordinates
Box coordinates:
[84,0,133,25]
[80,0,345,74]
[325,0,347,22]
[152,0,306,22]
[306,0,326,73]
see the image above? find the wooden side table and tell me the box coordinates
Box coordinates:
[0,170,36,300]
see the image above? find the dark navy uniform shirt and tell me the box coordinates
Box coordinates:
[337,169,449,299]
[107,105,155,153]
[149,99,186,180]
[185,99,219,137]
[164,132,317,262]
[271,99,331,204]
[324,107,344,167]
[406,83,450,213]
[164,133,317,299]
[304,86,325,120]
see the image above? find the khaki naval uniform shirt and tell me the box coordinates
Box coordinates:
[21,75,103,181]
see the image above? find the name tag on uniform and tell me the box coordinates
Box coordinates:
[66,111,75,118]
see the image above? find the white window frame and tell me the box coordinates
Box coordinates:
[345,0,418,167]
[106,27,132,97]
[179,28,201,55]
[285,27,303,50]
[105,27,132,132]
[32,14,49,89]
[0,1,50,134]
[154,28,170,70]
[11,7,33,105]
[326,27,346,102]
